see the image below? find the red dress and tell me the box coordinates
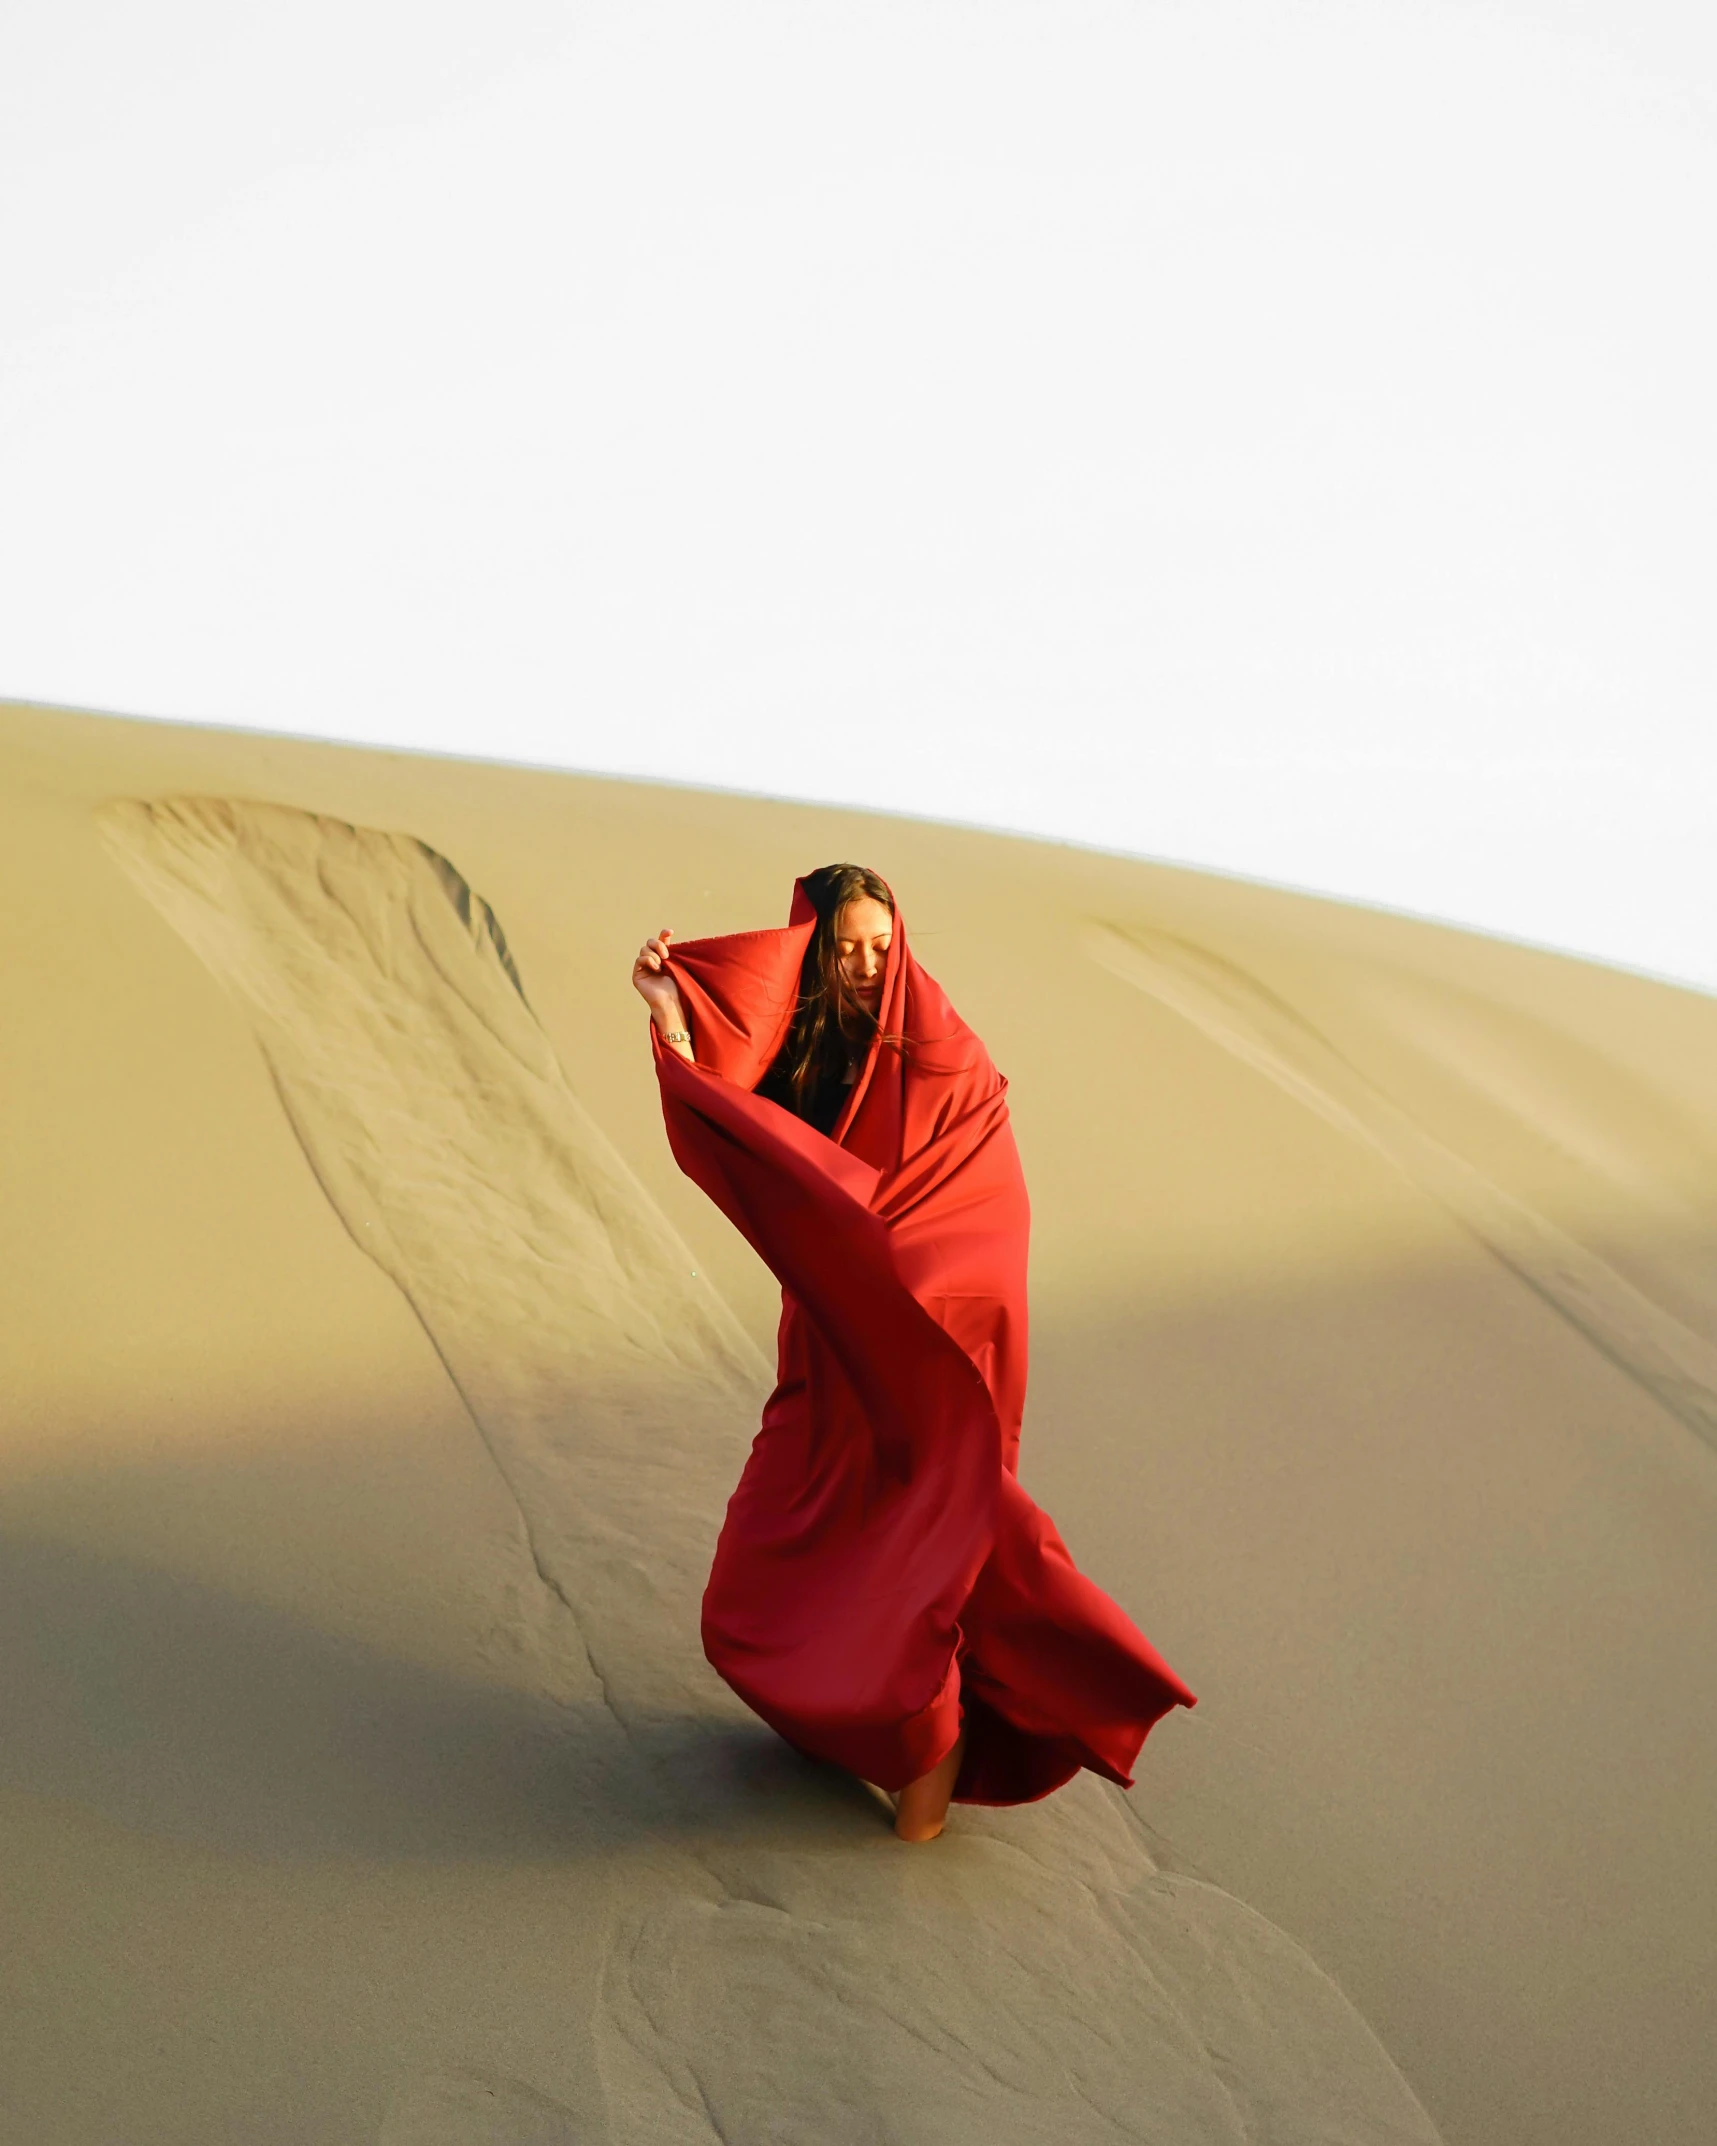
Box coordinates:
[653,881,1196,1803]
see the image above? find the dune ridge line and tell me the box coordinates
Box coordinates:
[1087,919,1717,1459]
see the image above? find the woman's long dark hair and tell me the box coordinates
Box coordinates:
[768,863,896,1119]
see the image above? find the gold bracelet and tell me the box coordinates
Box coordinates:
[662,1028,691,1045]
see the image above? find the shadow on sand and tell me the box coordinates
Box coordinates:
[0,1527,857,1866]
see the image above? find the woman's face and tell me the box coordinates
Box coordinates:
[833,896,893,1014]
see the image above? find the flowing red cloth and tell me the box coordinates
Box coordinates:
[652,883,1197,1804]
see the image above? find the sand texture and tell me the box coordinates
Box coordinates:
[4,700,1715,2146]
[1087,921,1717,1451]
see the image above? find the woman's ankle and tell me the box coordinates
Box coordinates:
[892,1726,966,1843]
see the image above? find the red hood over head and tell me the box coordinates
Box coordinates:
[663,878,992,1173]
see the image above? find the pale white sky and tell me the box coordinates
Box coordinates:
[3,1,1714,988]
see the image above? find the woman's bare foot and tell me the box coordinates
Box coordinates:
[892,1728,966,1843]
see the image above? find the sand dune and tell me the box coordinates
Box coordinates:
[100,795,767,1739]
[94,793,1440,2142]
[3,700,1714,2146]
[1087,919,1717,1452]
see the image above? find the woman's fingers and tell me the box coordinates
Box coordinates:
[630,931,679,991]
[631,931,676,992]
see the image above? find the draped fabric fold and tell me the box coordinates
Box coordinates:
[653,881,1196,1804]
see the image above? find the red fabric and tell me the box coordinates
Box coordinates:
[653,882,1197,1803]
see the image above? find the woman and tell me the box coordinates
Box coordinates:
[632,864,1195,1842]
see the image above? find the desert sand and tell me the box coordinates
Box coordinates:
[3,696,1714,2146]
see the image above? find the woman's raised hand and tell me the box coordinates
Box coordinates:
[631,930,691,1052]
[631,928,676,1005]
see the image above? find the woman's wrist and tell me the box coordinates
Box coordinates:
[651,990,694,1058]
